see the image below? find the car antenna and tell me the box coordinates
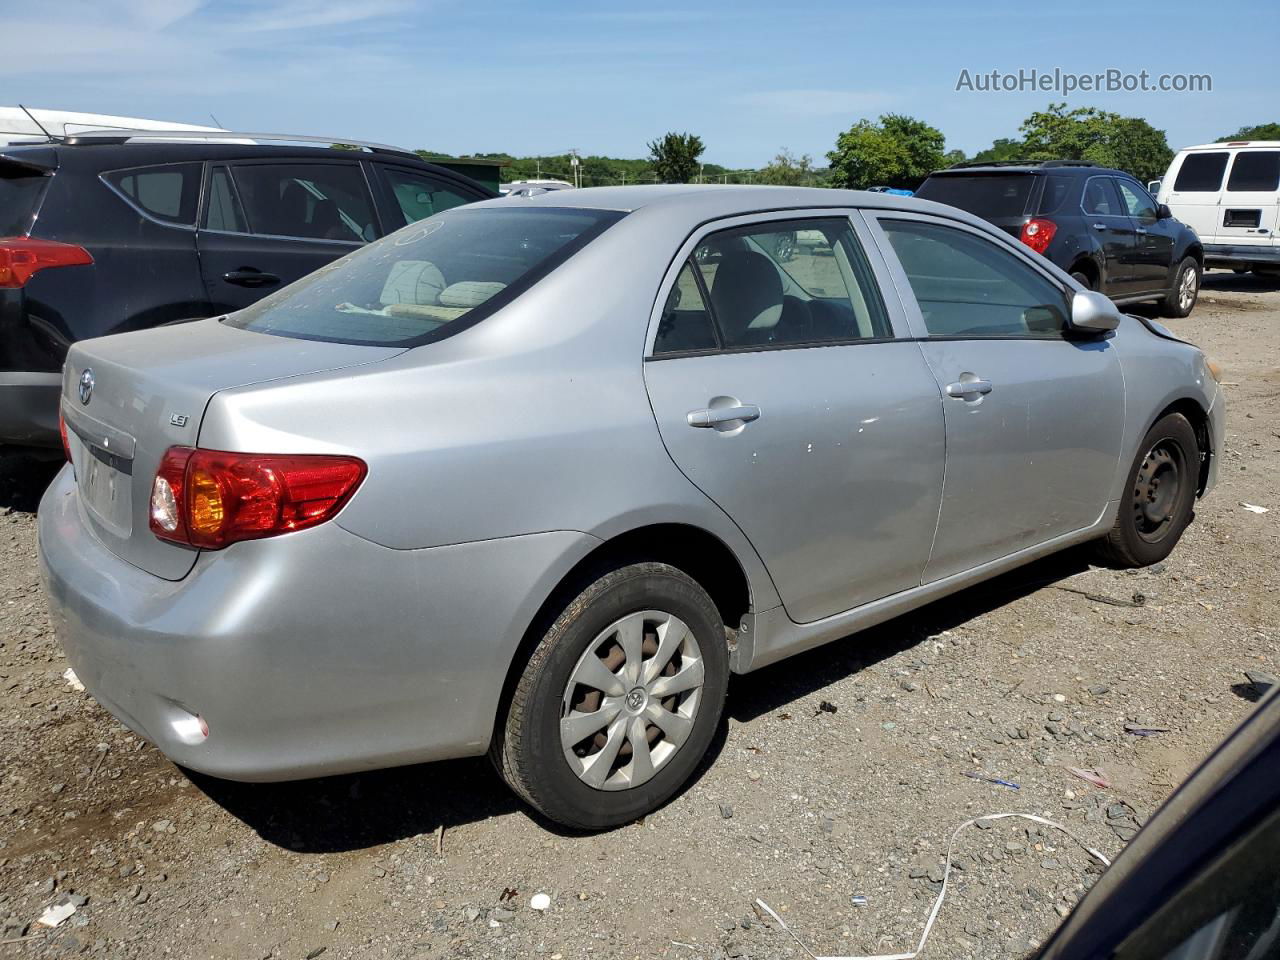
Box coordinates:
[209,112,224,128]
[17,104,56,142]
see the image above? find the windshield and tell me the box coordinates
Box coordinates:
[223,206,624,347]
[916,174,1037,219]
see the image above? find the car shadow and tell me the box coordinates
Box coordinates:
[192,549,1091,852]
[1201,271,1280,293]
[726,547,1093,723]
[0,452,61,514]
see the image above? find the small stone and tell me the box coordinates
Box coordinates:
[881,722,897,731]
[40,877,55,894]
[1055,904,1072,918]
[327,920,339,932]
[492,908,515,922]
[530,893,551,911]
[66,893,88,908]
[900,681,919,692]
[305,949,326,960]
[975,818,994,830]
[1087,684,1111,696]
[819,818,834,835]
[719,804,734,820]
[464,907,481,922]
[151,819,172,833]
[1052,694,1067,703]
[370,866,386,879]
[1041,859,1060,870]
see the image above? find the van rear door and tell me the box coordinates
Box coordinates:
[1218,149,1280,252]
[1161,149,1230,243]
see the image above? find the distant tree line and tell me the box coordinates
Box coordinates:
[425,107,1279,191]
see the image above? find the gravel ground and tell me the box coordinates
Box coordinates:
[1,273,1277,960]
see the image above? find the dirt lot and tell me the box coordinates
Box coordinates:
[2,273,1278,960]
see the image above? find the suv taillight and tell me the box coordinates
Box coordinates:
[0,237,93,288]
[150,448,367,549]
[1019,218,1057,255]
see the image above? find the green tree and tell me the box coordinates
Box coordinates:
[1018,103,1173,182]
[758,148,818,186]
[1217,122,1280,141]
[941,148,967,167]
[826,114,946,190]
[969,137,1026,164]
[647,132,705,183]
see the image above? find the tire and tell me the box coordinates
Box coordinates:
[491,562,729,830]
[1093,413,1199,568]
[1161,257,1200,318]
[1070,269,1094,291]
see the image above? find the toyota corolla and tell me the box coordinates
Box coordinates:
[39,186,1224,829]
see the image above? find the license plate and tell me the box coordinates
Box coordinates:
[79,442,133,538]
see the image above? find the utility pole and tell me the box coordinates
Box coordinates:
[569,148,581,188]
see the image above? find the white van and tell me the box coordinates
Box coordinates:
[0,106,222,146]
[1155,142,1280,276]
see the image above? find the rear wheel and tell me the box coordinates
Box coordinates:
[1070,269,1094,290]
[1093,413,1199,567]
[1161,257,1200,318]
[492,562,729,830]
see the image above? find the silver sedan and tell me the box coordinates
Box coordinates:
[40,186,1225,829]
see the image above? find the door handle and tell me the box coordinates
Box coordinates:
[1092,223,1107,230]
[223,269,280,288]
[687,403,761,428]
[1135,227,1148,235]
[945,379,993,398]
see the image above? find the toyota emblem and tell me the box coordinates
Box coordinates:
[78,368,94,405]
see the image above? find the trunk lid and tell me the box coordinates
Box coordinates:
[62,318,403,580]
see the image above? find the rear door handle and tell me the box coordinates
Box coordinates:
[1092,223,1107,230]
[223,269,280,288]
[687,403,761,427]
[945,379,993,398]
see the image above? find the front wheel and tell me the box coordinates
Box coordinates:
[491,562,729,830]
[1161,257,1200,318]
[1093,412,1199,567]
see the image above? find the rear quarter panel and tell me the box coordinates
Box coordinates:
[196,207,783,613]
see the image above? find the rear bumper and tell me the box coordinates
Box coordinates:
[1203,243,1280,268]
[0,372,60,447]
[38,466,599,781]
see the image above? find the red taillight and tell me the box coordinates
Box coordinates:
[1019,218,1057,256]
[0,237,93,288]
[149,448,366,549]
[58,409,71,462]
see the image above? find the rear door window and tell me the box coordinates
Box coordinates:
[0,166,50,235]
[915,175,1036,218]
[222,206,623,346]
[230,163,376,243]
[1226,151,1280,192]
[102,163,202,225]
[1173,152,1229,192]
[378,167,476,227]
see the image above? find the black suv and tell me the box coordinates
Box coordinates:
[915,161,1203,318]
[0,132,495,453]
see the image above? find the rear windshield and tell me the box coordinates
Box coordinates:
[0,167,50,236]
[223,206,623,347]
[916,174,1037,219]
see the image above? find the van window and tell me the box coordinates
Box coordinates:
[1226,151,1280,192]
[1173,153,1229,192]
[103,163,202,225]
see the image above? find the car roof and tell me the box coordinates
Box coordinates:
[1176,140,1280,151]
[474,183,989,225]
[928,162,1121,178]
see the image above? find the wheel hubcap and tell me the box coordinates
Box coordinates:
[1132,442,1184,542]
[560,610,704,791]
[1179,268,1197,310]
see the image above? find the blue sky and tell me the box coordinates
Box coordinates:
[5,0,1277,168]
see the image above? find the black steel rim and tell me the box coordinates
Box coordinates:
[1132,439,1185,543]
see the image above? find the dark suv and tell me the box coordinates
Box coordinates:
[0,132,494,453]
[915,160,1203,318]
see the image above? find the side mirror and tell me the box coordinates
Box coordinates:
[1070,289,1121,334]
[1157,203,1173,219]
[1147,179,1163,194]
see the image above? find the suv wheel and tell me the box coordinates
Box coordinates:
[1161,257,1200,318]
[1070,269,1095,291]
[492,562,729,830]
